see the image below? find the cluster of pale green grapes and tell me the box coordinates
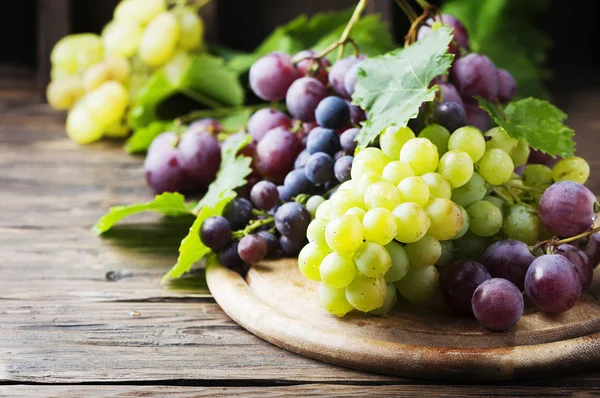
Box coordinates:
[298,122,590,317]
[45,0,204,144]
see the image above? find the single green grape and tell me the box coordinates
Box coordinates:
[138,12,181,67]
[65,105,104,144]
[329,189,364,218]
[425,198,464,240]
[436,240,455,268]
[306,195,325,217]
[306,218,329,246]
[357,172,383,196]
[419,124,450,155]
[451,205,470,240]
[382,161,414,186]
[421,172,452,199]
[369,283,398,316]
[354,241,392,278]
[405,235,441,267]
[320,252,358,288]
[85,81,129,126]
[466,200,503,237]
[325,214,364,254]
[453,231,485,261]
[345,207,366,222]
[380,126,416,160]
[448,126,486,162]
[484,127,517,153]
[102,20,143,58]
[478,148,514,185]
[397,176,430,207]
[503,203,542,245]
[315,199,333,220]
[384,241,410,282]
[552,157,590,184]
[337,180,357,192]
[523,164,553,187]
[319,284,354,317]
[114,0,167,25]
[482,195,506,216]
[350,148,389,179]
[362,208,398,246]
[174,6,204,51]
[345,275,387,312]
[437,149,474,188]
[392,202,431,243]
[399,138,439,175]
[298,242,329,281]
[363,181,402,211]
[451,172,487,207]
[510,139,530,167]
[51,33,104,74]
[395,265,439,303]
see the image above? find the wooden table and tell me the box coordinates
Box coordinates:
[2,76,600,397]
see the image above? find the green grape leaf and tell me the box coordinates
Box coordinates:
[477,97,575,157]
[92,193,194,236]
[352,26,454,148]
[125,120,182,154]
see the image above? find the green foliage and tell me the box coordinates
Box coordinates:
[125,120,182,154]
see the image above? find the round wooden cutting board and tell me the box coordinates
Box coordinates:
[205,259,600,380]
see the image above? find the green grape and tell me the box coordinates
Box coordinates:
[510,139,530,167]
[466,200,503,237]
[369,283,398,316]
[399,138,439,175]
[380,126,415,159]
[523,164,553,187]
[65,105,104,144]
[452,205,470,240]
[104,120,130,138]
[46,77,85,111]
[355,147,386,160]
[448,126,486,162]
[482,195,506,215]
[382,161,414,185]
[405,235,441,267]
[345,275,387,312]
[85,81,129,126]
[395,265,439,303]
[478,148,514,185]
[419,124,450,155]
[102,20,142,58]
[484,127,517,153]
[319,284,354,317]
[104,57,131,83]
[114,0,167,25]
[320,252,358,288]
[138,12,181,67]
[298,242,329,282]
[362,208,398,246]
[451,172,487,207]
[453,231,485,260]
[83,63,109,92]
[325,215,364,255]
[425,198,463,240]
[436,240,454,268]
[421,172,452,199]
[503,203,542,245]
[306,195,325,217]
[363,181,401,211]
[552,157,590,184]
[337,180,357,192]
[397,176,429,207]
[354,241,392,278]
[384,241,410,282]
[307,218,328,246]
[437,150,474,188]
[357,172,383,195]
[351,151,388,179]
[392,202,431,243]
[329,189,364,217]
[345,207,366,222]
[174,7,204,51]
[51,34,104,74]
[315,199,333,220]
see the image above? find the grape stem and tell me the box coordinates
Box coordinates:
[180,88,226,110]
[414,0,433,9]
[504,181,544,194]
[491,187,514,205]
[395,0,418,22]
[337,0,369,59]
[231,217,275,239]
[531,225,600,253]
[556,225,600,245]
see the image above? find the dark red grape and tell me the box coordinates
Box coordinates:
[480,239,535,290]
[464,101,490,131]
[451,53,499,101]
[254,127,303,184]
[340,128,359,154]
[539,181,597,238]
[178,129,221,188]
[283,168,315,197]
[222,198,253,230]
[315,96,350,129]
[144,132,186,194]
[496,68,517,103]
[250,180,279,210]
[440,260,491,314]
[343,61,361,96]
[237,234,268,264]
[580,232,600,269]
[528,148,560,168]
[286,77,327,122]
[249,52,298,101]
[219,241,250,274]
[418,14,469,57]
[306,127,340,155]
[305,152,335,185]
[334,155,353,183]
[432,101,467,133]
[187,118,223,134]
[247,108,292,142]
[292,50,329,85]
[256,230,279,256]
[279,235,307,256]
[556,244,593,290]
[439,83,463,106]
[275,202,311,240]
[472,278,524,331]
[329,57,360,98]
[200,216,232,251]
[525,254,582,313]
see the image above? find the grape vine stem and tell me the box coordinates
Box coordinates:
[232,217,275,239]
[337,0,370,59]
[395,0,418,23]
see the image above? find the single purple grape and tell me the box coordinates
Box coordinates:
[580,232,600,269]
[306,127,340,155]
[178,129,221,188]
[275,202,311,240]
[219,241,250,274]
[439,83,463,106]
[334,155,353,183]
[472,278,524,331]
[144,132,187,194]
[283,168,315,197]
[238,234,268,264]
[418,14,469,57]
[440,260,491,314]
[247,108,292,142]
[340,127,359,155]
[279,235,307,256]
[347,102,367,125]
[305,152,335,185]
[200,216,232,251]
[528,148,560,168]
[256,230,279,256]
[315,96,350,129]
[222,198,253,230]
[254,127,303,184]
[294,149,311,169]
[464,101,490,131]
[249,52,298,101]
[187,118,223,134]
[480,239,535,290]
[496,68,517,103]
[556,243,593,290]
[250,180,279,210]
[285,77,327,123]
[343,62,361,96]
[432,101,467,132]
[328,57,360,99]
[451,53,499,101]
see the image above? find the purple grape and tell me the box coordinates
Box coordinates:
[200,216,232,251]
[451,53,499,101]
[408,112,425,134]
[187,118,224,134]
[328,57,360,98]
[418,14,469,57]
[525,254,582,313]
[238,234,268,264]
[279,235,307,256]
[539,181,597,238]
[285,77,327,122]
[480,239,535,290]
[294,149,310,169]
[514,165,526,176]
[315,96,350,129]
[439,83,463,106]
[496,68,517,103]
[343,62,361,96]
[275,202,311,240]
[250,180,279,210]
[219,241,250,274]
[305,152,335,185]
[254,127,303,184]
[528,148,560,168]
[347,102,367,125]
[144,132,186,194]
[334,155,353,183]
[340,128,359,154]
[256,230,279,256]
[277,185,292,202]
[432,101,467,132]
[306,127,340,155]
[283,168,315,197]
[556,244,593,290]
[249,52,298,101]
[178,129,221,188]
[222,198,253,230]
[440,260,491,314]
[247,108,292,142]
[464,101,491,131]
[292,50,329,85]
[580,232,600,269]
[472,278,524,331]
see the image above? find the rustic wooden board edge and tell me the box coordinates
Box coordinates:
[206,263,600,381]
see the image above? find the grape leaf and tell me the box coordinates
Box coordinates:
[125,120,182,154]
[352,27,454,148]
[92,193,194,236]
[477,97,575,157]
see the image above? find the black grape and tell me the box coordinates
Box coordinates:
[200,216,232,251]
[222,198,253,230]
[315,96,350,129]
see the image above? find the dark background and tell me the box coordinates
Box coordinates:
[2,0,599,91]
